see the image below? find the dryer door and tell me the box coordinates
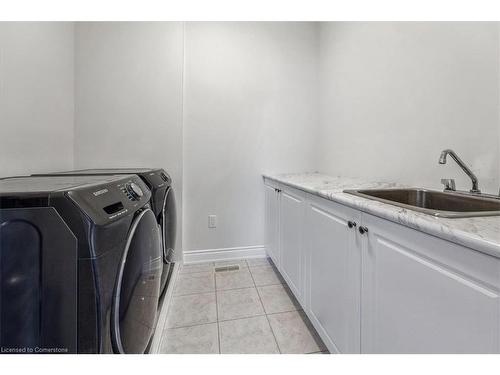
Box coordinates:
[112,208,162,354]
[159,187,176,298]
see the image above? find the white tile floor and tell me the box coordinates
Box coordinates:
[159,258,328,354]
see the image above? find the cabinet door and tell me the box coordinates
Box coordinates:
[279,187,305,301]
[361,213,500,353]
[264,182,280,268]
[305,195,361,354]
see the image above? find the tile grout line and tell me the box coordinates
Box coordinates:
[172,282,285,299]
[166,310,307,331]
[175,271,281,298]
[266,308,303,317]
[214,268,221,354]
[174,278,270,298]
[218,312,267,324]
[248,259,282,354]
[173,288,216,298]
[164,321,218,332]
[165,319,218,331]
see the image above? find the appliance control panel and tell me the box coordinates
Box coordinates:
[67,175,151,226]
[146,170,172,188]
[121,182,144,201]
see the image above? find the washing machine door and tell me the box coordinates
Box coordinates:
[159,187,176,297]
[112,208,162,354]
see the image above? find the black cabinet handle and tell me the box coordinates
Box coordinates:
[347,221,357,229]
[359,226,369,235]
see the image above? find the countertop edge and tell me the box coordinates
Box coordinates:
[263,174,500,259]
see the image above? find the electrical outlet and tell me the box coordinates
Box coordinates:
[208,215,217,228]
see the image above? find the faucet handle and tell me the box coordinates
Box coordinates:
[441,178,456,191]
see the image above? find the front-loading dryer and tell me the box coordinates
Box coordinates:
[33,168,176,305]
[0,174,162,353]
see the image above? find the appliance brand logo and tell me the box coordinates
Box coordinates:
[93,188,109,196]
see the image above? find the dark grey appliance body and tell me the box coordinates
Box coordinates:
[0,175,162,354]
[33,168,176,304]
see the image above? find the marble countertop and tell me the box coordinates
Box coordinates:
[263,172,500,258]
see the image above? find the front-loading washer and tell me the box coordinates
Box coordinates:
[33,168,176,305]
[0,174,162,353]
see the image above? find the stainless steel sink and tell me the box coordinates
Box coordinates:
[343,188,500,218]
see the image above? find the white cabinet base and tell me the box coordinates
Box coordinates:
[361,214,500,354]
[305,195,361,354]
[264,180,280,268]
[280,186,306,302]
[264,178,500,354]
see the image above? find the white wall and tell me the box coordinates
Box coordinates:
[0,22,74,177]
[318,22,500,194]
[183,22,319,252]
[2,21,499,259]
[74,22,184,258]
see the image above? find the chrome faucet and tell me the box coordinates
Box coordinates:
[439,149,481,193]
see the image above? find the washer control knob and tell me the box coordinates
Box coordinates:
[126,182,144,200]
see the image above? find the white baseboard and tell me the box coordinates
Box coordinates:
[183,245,267,264]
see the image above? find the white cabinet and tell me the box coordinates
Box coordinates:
[279,186,306,301]
[264,180,280,268]
[361,213,500,354]
[305,195,362,353]
[263,179,500,353]
[264,179,305,301]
